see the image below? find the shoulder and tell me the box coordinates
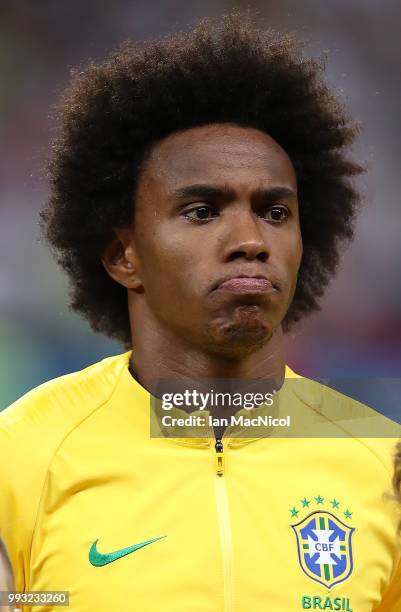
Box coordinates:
[287,367,401,477]
[0,351,130,584]
[0,351,130,439]
[0,351,131,470]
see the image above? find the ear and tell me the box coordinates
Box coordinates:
[101,228,143,290]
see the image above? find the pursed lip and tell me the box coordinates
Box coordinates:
[211,273,279,293]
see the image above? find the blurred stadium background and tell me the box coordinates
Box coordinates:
[1,0,400,412]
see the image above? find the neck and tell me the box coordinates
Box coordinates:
[128,304,286,393]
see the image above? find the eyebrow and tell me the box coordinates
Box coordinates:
[170,183,297,203]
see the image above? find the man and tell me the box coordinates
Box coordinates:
[1,13,400,611]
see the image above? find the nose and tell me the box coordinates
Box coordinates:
[222,209,269,263]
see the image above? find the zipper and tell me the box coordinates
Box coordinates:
[215,437,224,475]
[214,437,234,612]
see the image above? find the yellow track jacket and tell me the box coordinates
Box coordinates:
[0,352,400,611]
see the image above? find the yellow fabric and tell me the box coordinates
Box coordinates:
[0,351,400,611]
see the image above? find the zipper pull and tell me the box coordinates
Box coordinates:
[215,438,224,476]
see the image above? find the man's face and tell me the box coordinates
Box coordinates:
[130,124,302,357]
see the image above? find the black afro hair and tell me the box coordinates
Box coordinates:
[41,12,362,347]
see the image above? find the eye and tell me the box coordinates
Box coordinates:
[183,205,217,222]
[261,206,289,223]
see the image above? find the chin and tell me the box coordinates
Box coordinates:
[205,306,276,357]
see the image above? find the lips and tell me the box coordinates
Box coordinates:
[214,275,277,294]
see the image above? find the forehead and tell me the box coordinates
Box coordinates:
[138,124,297,194]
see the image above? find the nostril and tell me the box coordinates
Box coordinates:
[228,249,268,262]
[228,250,245,262]
[257,252,268,262]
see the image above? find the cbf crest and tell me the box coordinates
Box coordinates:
[290,498,355,590]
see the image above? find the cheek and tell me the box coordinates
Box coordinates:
[276,229,302,258]
[138,226,201,295]
[275,232,303,293]
[292,238,303,273]
[284,229,303,268]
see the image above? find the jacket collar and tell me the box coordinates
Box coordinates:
[119,350,303,448]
